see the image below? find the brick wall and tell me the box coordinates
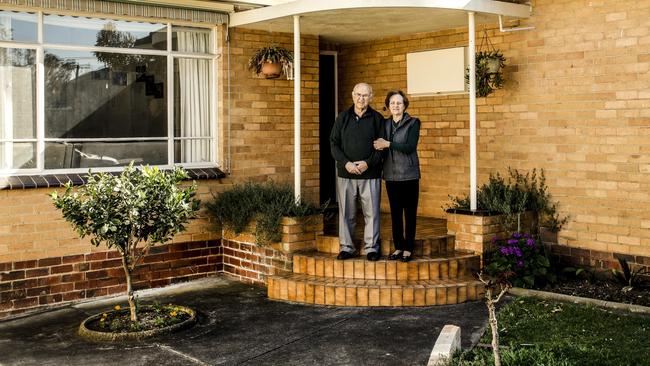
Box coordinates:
[225,28,321,203]
[0,181,223,264]
[337,0,650,261]
[0,240,220,318]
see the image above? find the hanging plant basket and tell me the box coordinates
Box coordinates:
[466,30,507,97]
[247,45,294,79]
[260,62,283,79]
[486,55,503,74]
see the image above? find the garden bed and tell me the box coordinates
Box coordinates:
[539,279,650,307]
[79,303,196,342]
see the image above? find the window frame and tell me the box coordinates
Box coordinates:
[0,8,219,176]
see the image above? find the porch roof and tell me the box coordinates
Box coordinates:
[228,0,531,44]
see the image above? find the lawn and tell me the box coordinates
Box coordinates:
[451,296,650,366]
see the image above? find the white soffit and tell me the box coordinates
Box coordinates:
[228,0,531,44]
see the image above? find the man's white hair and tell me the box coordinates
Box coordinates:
[352,82,373,96]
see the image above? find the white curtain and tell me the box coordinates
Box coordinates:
[0,66,12,170]
[0,16,12,169]
[177,30,211,163]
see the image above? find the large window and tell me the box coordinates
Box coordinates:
[0,10,217,174]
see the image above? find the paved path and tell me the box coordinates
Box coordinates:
[0,276,490,366]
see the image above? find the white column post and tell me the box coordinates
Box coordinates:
[468,12,477,211]
[293,15,301,203]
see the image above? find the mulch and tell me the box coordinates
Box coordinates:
[540,279,650,308]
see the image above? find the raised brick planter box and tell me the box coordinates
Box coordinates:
[446,210,535,258]
[221,215,324,284]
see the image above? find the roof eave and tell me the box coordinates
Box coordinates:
[229,0,530,28]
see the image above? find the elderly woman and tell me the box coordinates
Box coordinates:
[373,90,421,262]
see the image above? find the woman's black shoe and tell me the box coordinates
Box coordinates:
[400,253,413,262]
[388,251,402,260]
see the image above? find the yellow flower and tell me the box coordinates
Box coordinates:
[101,313,108,318]
[114,305,121,311]
[170,311,178,317]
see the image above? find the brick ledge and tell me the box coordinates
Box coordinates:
[0,167,226,190]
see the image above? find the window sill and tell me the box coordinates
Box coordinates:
[0,167,226,190]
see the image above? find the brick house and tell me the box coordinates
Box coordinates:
[1,0,649,317]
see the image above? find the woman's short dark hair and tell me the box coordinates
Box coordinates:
[384,90,409,110]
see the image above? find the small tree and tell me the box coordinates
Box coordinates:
[478,271,512,366]
[52,165,199,322]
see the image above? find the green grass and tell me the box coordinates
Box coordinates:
[451,297,650,366]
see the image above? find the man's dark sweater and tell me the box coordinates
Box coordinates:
[330,105,383,179]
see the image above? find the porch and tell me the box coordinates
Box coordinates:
[266,212,484,307]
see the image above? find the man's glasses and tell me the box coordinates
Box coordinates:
[353,93,370,99]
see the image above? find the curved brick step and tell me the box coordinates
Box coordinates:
[291,251,480,281]
[267,274,485,306]
[316,234,455,256]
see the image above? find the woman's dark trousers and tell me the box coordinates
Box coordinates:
[385,179,419,252]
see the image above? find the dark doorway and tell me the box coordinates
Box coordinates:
[319,53,337,205]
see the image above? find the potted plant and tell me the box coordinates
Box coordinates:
[466,50,506,97]
[247,44,294,79]
[445,168,569,257]
[51,164,200,341]
[207,181,324,246]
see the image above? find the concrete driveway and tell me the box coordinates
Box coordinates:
[0,276,490,366]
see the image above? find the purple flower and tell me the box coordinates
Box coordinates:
[514,247,523,257]
[499,247,509,255]
[517,260,524,268]
[507,239,518,245]
[491,236,498,244]
[513,232,522,239]
[526,238,535,247]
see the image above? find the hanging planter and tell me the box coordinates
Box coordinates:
[260,62,283,78]
[485,52,504,74]
[466,30,506,97]
[247,45,294,79]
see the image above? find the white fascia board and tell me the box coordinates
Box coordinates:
[133,0,234,13]
[229,0,530,27]
[227,0,293,5]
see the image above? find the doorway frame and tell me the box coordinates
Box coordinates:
[319,50,338,205]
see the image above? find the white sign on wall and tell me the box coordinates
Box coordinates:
[406,47,467,96]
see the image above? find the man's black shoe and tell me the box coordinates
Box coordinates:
[337,251,355,260]
[366,252,380,261]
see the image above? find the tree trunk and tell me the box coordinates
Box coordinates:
[121,255,138,322]
[486,288,502,366]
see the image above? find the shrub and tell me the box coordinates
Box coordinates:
[206,181,323,245]
[447,168,568,233]
[51,164,199,321]
[611,257,648,292]
[484,232,553,288]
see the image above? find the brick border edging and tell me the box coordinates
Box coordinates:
[509,287,650,315]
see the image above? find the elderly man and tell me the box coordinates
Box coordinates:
[329,83,383,261]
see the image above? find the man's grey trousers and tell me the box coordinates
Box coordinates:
[336,177,381,254]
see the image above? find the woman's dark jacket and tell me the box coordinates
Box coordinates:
[381,112,421,181]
